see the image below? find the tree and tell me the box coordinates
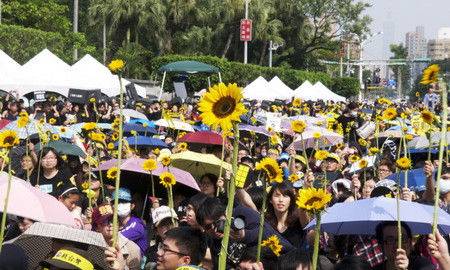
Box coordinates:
[390,43,410,98]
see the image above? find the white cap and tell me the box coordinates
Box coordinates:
[152,206,178,226]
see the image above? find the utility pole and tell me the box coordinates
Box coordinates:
[269,40,273,67]
[398,68,402,99]
[73,0,79,61]
[346,43,351,76]
[0,1,2,24]
[102,18,107,64]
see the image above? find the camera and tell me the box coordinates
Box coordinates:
[214,217,245,233]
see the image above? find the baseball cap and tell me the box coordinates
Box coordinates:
[91,204,113,229]
[40,247,94,270]
[152,206,178,226]
[294,155,307,165]
[112,187,132,202]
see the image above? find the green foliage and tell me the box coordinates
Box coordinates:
[0,24,95,64]
[113,43,153,79]
[331,77,360,98]
[151,54,338,94]
[2,0,71,34]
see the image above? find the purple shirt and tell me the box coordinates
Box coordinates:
[120,216,148,255]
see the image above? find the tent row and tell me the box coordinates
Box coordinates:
[243,76,346,102]
[0,49,146,98]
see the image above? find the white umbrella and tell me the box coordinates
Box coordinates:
[113,108,148,121]
[154,118,194,132]
[289,126,343,150]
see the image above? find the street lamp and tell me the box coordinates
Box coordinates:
[358,31,383,100]
[268,41,282,67]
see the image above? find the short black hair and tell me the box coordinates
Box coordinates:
[278,249,311,270]
[164,227,207,265]
[188,193,208,213]
[375,221,412,244]
[196,197,225,227]
[334,256,371,270]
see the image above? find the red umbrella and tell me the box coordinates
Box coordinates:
[0,119,11,129]
[178,131,224,145]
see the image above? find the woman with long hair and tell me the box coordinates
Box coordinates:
[265,181,305,248]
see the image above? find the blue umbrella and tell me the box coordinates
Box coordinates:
[128,119,155,128]
[304,197,450,235]
[2,119,59,139]
[123,123,157,135]
[387,168,426,190]
[116,136,167,148]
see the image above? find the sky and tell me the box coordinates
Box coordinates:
[361,0,450,60]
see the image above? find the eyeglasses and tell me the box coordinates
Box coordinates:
[157,242,188,257]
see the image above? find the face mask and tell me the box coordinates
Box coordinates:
[439,180,450,195]
[117,203,131,217]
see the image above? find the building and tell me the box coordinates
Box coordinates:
[382,20,395,79]
[405,26,427,59]
[428,27,450,60]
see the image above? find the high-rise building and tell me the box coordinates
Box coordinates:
[428,27,450,60]
[405,26,427,59]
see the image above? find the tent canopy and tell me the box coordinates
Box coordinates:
[243,76,274,101]
[159,61,220,73]
[268,76,293,100]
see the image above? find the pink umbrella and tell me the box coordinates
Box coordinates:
[94,158,200,191]
[0,173,75,226]
[178,131,224,145]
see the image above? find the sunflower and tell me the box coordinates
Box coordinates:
[369,147,379,155]
[130,130,137,136]
[178,142,188,151]
[198,83,247,132]
[288,174,300,183]
[89,97,96,103]
[48,118,57,125]
[420,64,440,85]
[89,132,106,143]
[358,159,368,169]
[108,59,125,74]
[51,134,60,141]
[161,156,171,167]
[255,157,283,183]
[377,97,392,106]
[415,92,420,98]
[292,98,302,108]
[314,150,329,161]
[159,172,176,188]
[396,156,411,170]
[312,132,321,139]
[296,187,332,212]
[358,138,368,147]
[142,158,157,171]
[153,148,160,156]
[17,115,29,128]
[82,122,96,131]
[335,143,344,150]
[0,130,19,148]
[348,154,360,163]
[261,235,282,257]
[291,120,307,134]
[60,127,67,133]
[38,118,45,125]
[111,132,119,141]
[421,110,435,124]
[267,126,274,133]
[19,111,28,118]
[107,142,115,150]
[382,107,397,121]
[404,134,414,141]
[106,167,119,180]
[61,155,67,161]
[113,118,121,125]
[270,135,280,145]
[85,156,98,168]
[81,181,90,190]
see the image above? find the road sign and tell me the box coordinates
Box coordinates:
[240,19,252,41]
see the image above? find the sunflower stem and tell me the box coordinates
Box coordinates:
[256,177,267,262]
[433,77,448,234]
[150,174,155,197]
[300,133,309,171]
[218,123,239,270]
[112,73,125,248]
[312,213,321,270]
[95,147,105,202]
[0,155,12,251]
[217,136,226,197]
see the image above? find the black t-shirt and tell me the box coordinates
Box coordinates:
[279,219,306,248]
[30,169,72,197]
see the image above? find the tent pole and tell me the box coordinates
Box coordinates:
[218,72,222,83]
[158,72,166,101]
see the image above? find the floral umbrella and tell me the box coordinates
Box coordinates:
[2,119,59,139]
[288,126,343,150]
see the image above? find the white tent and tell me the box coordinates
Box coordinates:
[71,54,146,97]
[268,76,294,100]
[1,49,74,96]
[312,82,346,102]
[293,80,315,100]
[243,76,277,101]
[0,50,21,88]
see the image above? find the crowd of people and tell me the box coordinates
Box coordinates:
[0,81,449,270]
